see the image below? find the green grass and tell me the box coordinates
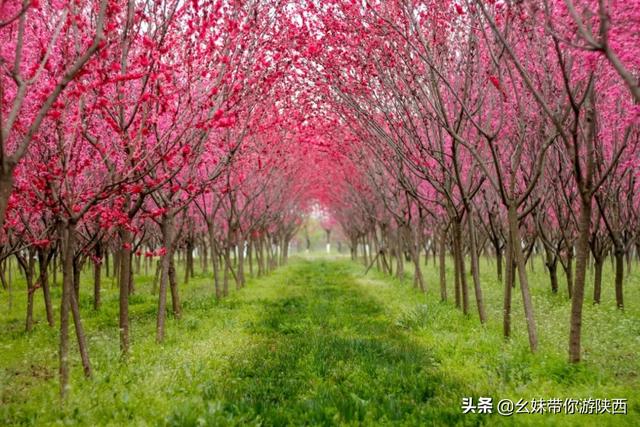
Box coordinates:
[0,256,638,425]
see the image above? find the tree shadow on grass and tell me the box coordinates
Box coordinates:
[166,260,484,426]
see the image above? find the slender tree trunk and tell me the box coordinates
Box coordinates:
[128,252,135,296]
[237,234,245,287]
[395,228,404,279]
[247,240,253,277]
[156,215,175,342]
[369,232,378,271]
[507,204,538,352]
[212,245,221,300]
[20,253,36,332]
[453,219,468,314]
[0,172,14,233]
[452,228,461,309]
[283,236,290,264]
[350,235,357,261]
[257,238,264,277]
[93,243,102,310]
[105,250,110,278]
[496,243,503,282]
[135,253,141,275]
[184,239,194,284]
[614,246,624,309]
[203,243,208,274]
[565,247,574,298]
[593,255,603,304]
[410,227,425,292]
[467,213,487,324]
[59,223,75,398]
[208,225,221,300]
[0,260,12,312]
[52,253,57,288]
[69,285,91,378]
[503,232,514,339]
[439,228,447,302]
[223,248,230,297]
[169,257,181,318]
[544,246,559,294]
[569,197,592,363]
[152,260,160,295]
[118,230,132,357]
[38,249,54,327]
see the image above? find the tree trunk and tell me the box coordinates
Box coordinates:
[544,246,559,294]
[507,204,538,352]
[0,259,12,312]
[212,245,221,300]
[0,171,14,232]
[38,249,55,327]
[223,248,230,297]
[135,252,141,275]
[614,246,624,309]
[93,243,102,310]
[282,236,290,265]
[565,247,574,299]
[202,243,208,274]
[467,213,487,324]
[593,255,603,304]
[152,260,160,295]
[156,215,175,342]
[452,228,461,309]
[118,229,132,357]
[128,252,135,296]
[52,253,57,288]
[256,237,264,277]
[495,243,503,282]
[247,240,253,277]
[69,284,92,378]
[503,232,514,339]
[439,228,447,302]
[395,228,404,279]
[19,252,36,332]
[184,239,194,284]
[105,250,110,278]
[350,235,357,261]
[237,235,245,287]
[59,223,75,398]
[410,228,425,292]
[169,257,181,318]
[208,225,221,300]
[569,197,592,363]
[452,219,468,314]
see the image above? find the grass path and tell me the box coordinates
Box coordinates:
[210,259,466,425]
[1,257,638,426]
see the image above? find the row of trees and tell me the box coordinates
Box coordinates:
[1,0,639,398]
[0,0,323,398]
[301,0,639,363]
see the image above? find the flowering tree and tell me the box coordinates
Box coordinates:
[1,0,639,399]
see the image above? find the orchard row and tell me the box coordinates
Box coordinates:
[1,0,639,398]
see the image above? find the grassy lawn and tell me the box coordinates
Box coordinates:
[0,256,638,425]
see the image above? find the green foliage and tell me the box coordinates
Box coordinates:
[0,257,638,426]
[395,304,430,330]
